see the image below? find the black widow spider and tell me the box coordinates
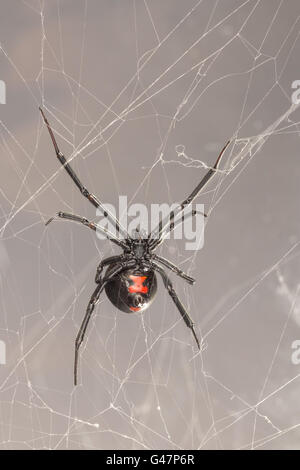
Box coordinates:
[39,107,230,385]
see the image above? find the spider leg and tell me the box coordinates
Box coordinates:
[148,140,230,249]
[39,107,130,241]
[74,260,135,385]
[46,211,127,250]
[95,254,128,283]
[151,262,200,350]
[179,139,230,209]
[149,209,207,250]
[74,282,103,386]
[152,254,195,285]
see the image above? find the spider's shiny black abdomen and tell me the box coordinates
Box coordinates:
[105,265,157,313]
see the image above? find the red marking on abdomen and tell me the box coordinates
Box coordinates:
[129,275,148,294]
[130,307,140,312]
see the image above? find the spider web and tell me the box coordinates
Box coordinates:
[0,0,300,450]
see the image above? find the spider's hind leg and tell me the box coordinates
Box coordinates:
[152,254,195,285]
[74,282,103,386]
[74,260,135,385]
[152,262,200,350]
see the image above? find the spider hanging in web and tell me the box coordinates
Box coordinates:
[39,107,230,385]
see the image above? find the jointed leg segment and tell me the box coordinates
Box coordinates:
[39,107,129,239]
[152,262,200,350]
[148,140,230,249]
[74,260,135,385]
[152,254,195,285]
[45,211,127,249]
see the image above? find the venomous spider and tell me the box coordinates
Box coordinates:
[39,107,229,385]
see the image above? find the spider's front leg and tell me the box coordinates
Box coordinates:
[148,140,230,250]
[39,107,129,240]
[45,211,127,250]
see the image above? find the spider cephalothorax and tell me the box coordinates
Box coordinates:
[39,107,229,385]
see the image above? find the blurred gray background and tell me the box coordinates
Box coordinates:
[0,0,300,450]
